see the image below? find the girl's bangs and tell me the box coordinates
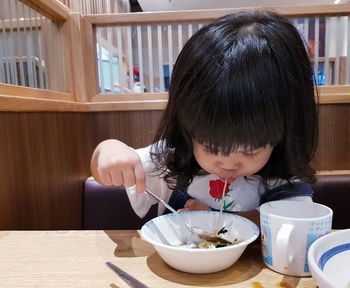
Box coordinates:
[179,56,285,155]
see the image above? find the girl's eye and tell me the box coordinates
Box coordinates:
[242,151,260,157]
[202,146,219,155]
[202,147,213,154]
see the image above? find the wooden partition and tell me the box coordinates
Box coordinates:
[0,110,163,229]
[0,104,349,229]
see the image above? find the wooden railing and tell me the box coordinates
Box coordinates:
[1,0,350,112]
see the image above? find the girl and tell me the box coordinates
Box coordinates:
[91,11,318,224]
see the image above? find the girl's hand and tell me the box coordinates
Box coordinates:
[90,139,145,193]
[178,199,211,212]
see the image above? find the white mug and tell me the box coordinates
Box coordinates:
[260,200,333,276]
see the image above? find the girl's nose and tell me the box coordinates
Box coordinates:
[218,154,241,170]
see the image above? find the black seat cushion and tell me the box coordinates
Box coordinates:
[312,174,350,229]
[83,178,157,229]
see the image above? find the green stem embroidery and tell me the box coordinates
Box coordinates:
[223,200,235,210]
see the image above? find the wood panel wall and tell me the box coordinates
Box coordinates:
[0,105,348,229]
[313,104,350,169]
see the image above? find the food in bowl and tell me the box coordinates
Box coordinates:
[181,226,242,249]
[195,238,241,249]
[140,211,259,273]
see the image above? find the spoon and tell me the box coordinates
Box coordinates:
[144,188,232,244]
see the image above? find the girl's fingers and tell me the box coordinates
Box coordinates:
[97,168,113,186]
[122,167,137,188]
[134,163,146,193]
[109,169,124,186]
[178,208,190,212]
[184,199,194,208]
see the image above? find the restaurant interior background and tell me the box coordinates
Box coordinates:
[0,0,349,230]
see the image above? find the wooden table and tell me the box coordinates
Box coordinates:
[0,230,317,288]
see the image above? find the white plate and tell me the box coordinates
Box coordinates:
[308,229,350,288]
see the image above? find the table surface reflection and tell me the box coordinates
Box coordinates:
[0,230,317,287]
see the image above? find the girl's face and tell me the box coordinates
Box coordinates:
[192,140,274,181]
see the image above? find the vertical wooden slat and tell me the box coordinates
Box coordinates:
[81,16,98,100]
[15,0,26,86]
[293,18,298,26]
[7,0,19,85]
[334,17,341,85]
[178,24,183,52]
[43,17,52,90]
[82,0,86,14]
[106,26,114,92]
[36,13,45,88]
[167,24,173,78]
[304,17,309,45]
[97,35,105,93]
[314,17,319,83]
[0,17,7,83]
[30,7,38,88]
[157,25,164,92]
[92,0,95,13]
[42,11,67,91]
[33,25,39,88]
[324,17,330,85]
[95,0,98,14]
[39,16,48,91]
[188,23,193,38]
[97,0,101,14]
[116,26,124,89]
[137,25,145,92]
[346,16,350,84]
[62,13,86,99]
[87,0,91,14]
[147,25,154,92]
[106,0,111,13]
[101,1,106,14]
[127,25,133,91]
[25,3,35,87]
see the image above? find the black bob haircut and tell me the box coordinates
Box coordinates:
[151,11,318,188]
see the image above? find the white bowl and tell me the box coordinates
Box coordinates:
[140,211,259,273]
[308,229,350,288]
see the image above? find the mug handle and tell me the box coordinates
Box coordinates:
[276,223,294,270]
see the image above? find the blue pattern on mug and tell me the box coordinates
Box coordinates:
[304,218,332,272]
[261,214,272,265]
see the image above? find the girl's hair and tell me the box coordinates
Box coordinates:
[151,10,318,188]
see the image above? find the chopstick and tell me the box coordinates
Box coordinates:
[106,261,149,288]
[215,179,228,229]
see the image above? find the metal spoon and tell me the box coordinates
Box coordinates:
[144,188,232,244]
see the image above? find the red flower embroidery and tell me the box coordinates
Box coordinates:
[209,179,230,198]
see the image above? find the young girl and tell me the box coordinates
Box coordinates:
[91,11,318,224]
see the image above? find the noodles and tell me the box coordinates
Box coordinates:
[195,238,241,249]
